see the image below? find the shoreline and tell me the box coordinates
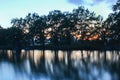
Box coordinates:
[0,45,120,51]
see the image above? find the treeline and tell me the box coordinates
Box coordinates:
[0,1,120,49]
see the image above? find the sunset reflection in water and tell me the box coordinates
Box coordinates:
[0,50,120,80]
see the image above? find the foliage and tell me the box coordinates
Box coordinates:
[0,5,119,49]
[103,0,120,40]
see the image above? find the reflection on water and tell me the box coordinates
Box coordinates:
[0,50,120,80]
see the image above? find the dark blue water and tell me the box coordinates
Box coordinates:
[0,50,120,80]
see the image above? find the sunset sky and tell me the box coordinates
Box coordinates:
[0,0,117,28]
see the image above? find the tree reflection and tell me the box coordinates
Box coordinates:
[0,50,120,80]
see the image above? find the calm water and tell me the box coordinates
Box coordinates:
[0,50,120,80]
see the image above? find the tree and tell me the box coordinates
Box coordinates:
[113,0,120,11]
[0,28,7,46]
[6,27,23,47]
[71,6,103,40]
[30,14,47,46]
[47,10,64,45]
[104,0,120,40]
[59,12,74,44]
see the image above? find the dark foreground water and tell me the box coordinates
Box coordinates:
[0,50,120,80]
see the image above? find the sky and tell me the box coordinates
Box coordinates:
[0,0,117,28]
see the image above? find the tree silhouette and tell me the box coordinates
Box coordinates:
[32,15,46,46]
[2,6,117,49]
[7,27,23,47]
[104,0,120,41]
[0,27,7,46]
[47,10,64,45]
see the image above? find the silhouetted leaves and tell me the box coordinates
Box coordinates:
[0,5,119,48]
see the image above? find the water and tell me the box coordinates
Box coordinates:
[0,50,120,80]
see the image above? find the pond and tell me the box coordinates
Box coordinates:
[0,50,120,80]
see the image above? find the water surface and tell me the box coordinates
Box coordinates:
[0,50,120,80]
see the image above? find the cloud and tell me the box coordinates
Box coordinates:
[67,0,118,19]
[67,0,117,7]
[67,0,84,5]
